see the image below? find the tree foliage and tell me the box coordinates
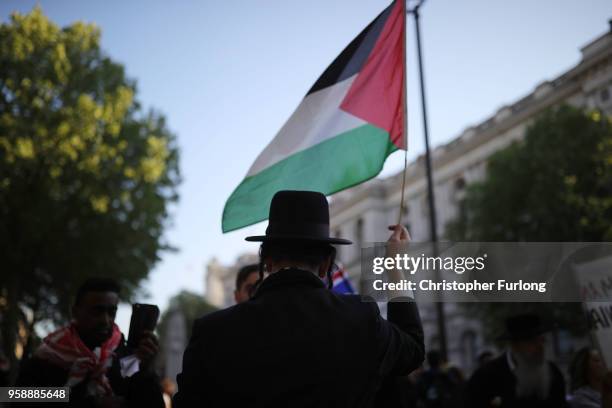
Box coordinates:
[0,7,180,366]
[157,290,217,353]
[448,105,612,241]
[447,105,612,342]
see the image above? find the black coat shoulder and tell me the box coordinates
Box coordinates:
[175,270,424,408]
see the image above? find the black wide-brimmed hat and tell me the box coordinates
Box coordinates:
[245,190,352,245]
[497,313,552,341]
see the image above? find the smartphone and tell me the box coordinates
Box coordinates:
[127,303,160,349]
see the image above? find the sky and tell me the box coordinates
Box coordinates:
[2,0,612,333]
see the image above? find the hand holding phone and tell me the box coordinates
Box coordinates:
[127,303,160,349]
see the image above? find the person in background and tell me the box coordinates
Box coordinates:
[16,277,164,408]
[464,313,567,408]
[569,347,607,408]
[233,263,260,304]
[476,351,494,369]
[417,350,458,408]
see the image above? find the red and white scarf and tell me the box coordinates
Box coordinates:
[35,323,122,396]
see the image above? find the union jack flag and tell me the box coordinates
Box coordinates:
[331,263,355,294]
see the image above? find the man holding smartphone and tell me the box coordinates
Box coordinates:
[16,277,164,408]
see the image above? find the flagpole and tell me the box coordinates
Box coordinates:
[397,0,409,226]
[407,0,449,362]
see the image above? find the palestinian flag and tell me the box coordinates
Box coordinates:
[223,1,406,232]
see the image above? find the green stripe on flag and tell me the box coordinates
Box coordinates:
[222,124,397,232]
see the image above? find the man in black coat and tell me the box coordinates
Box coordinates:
[174,190,424,407]
[16,278,164,408]
[464,314,567,408]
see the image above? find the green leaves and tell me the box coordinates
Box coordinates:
[0,7,181,363]
[448,106,612,342]
[157,291,217,344]
[448,105,612,242]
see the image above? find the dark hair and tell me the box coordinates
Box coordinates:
[74,277,120,307]
[256,241,336,290]
[235,264,259,291]
[569,347,594,391]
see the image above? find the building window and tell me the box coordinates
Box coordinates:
[453,176,467,203]
[356,218,363,248]
[455,177,466,190]
[429,335,440,354]
[601,88,610,102]
[421,196,429,217]
[460,330,477,372]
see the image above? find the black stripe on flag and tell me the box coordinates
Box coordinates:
[306,2,394,96]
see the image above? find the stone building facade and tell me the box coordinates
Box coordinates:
[329,24,612,373]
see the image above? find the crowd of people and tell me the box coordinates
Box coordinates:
[384,337,612,408]
[5,190,612,407]
[342,318,612,408]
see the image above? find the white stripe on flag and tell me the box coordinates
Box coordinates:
[246,75,366,177]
